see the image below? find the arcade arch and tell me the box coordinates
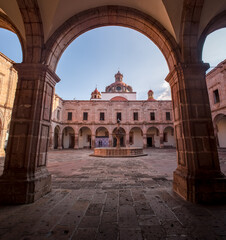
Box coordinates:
[146,127,160,148]
[62,126,75,149]
[78,127,92,149]
[95,127,109,148]
[54,126,60,149]
[0,3,225,204]
[214,114,226,148]
[112,127,126,147]
[129,127,143,148]
[163,126,175,148]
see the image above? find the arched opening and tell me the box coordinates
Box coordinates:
[78,127,92,149]
[95,127,109,148]
[129,127,143,147]
[54,126,60,149]
[163,126,175,148]
[0,26,22,160]
[62,127,75,149]
[214,115,226,148]
[146,127,160,148]
[112,127,126,147]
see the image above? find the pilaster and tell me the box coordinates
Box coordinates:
[166,62,226,203]
[0,63,60,204]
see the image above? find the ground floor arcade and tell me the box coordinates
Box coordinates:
[50,124,176,150]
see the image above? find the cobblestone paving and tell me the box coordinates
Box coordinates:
[0,148,226,240]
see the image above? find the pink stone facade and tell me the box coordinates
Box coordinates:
[206,60,226,147]
[50,98,175,150]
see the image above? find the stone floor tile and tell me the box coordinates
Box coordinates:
[118,205,139,228]
[119,228,143,240]
[71,228,97,240]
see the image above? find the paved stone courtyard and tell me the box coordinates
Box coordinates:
[0,148,226,240]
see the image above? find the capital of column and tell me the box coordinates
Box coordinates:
[165,62,210,87]
[13,63,61,86]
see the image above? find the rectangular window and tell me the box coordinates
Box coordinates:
[166,112,171,120]
[83,112,88,120]
[133,112,138,121]
[150,112,155,121]
[117,112,122,121]
[213,89,220,103]
[100,112,105,121]
[67,112,72,120]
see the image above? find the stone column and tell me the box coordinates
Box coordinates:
[143,134,147,148]
[109,134,113,147]
[74,133,79,149]
[91,134,95,149]
[166,63,226,203]
[0,63,60,204]
[58,131,63,149]
[125,133,130,147]
[48,129,54,150]
[159,132,164,148]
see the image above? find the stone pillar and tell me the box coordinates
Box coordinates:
[48,130,54,150]
[159,132,164,148]
[109,134,113,147]
[74,133,79,149]
[143,134,147,148]
[166,63,226,203]
[126,133,130,147]
[58,131,63,149]
[0,63,60,204]
[91,135,95,149]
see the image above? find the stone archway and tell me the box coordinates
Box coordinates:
[62,127,75,149]
[163,126,175,148]
[43,6,180,72]
[112,127,126,147]
[95,127,109,148]
[54,126,60,149]
[214,114,226,148]
[78,127,92,149]
[1,3,226,204]
[129,127,143,147]
[146,127,160,148]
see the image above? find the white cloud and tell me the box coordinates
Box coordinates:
[157,82,171,100]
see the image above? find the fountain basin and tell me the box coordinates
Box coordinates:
[91,147,147,157]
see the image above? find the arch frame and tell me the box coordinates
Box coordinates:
[42,5,181,72]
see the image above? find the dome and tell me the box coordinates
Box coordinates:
[147,89,156,101]
[105,72,133,93]
[90,88,101,99]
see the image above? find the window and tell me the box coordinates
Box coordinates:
[117,112,122,121]
[150,112,155,121]
[83,112,88,120]
[166,112,171,120]
[67,112,72,120]
[213,89,220,103]
[133,112,138,121]
[100,112,105,121]
[57,110,60,120]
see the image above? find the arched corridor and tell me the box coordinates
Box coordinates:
[62,127,75,149]
[95,127,109,147]
[146,127,160,148]
[78,127,92,149]
[0,1,226,205]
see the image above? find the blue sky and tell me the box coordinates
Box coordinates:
[0,27,225,100]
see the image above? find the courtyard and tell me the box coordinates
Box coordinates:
[0,148,226,239]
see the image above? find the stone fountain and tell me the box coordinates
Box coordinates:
[91,119,147,157]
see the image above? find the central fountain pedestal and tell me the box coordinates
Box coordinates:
[91,120,147,157]
[91,147,147,157]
